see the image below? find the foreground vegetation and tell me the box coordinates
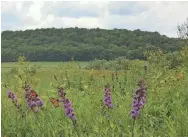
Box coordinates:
[1,47,188,137]
[2,27,188,62]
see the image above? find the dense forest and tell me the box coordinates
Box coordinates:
[1,27,187,62]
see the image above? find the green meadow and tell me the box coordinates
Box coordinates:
[1,49,188,137]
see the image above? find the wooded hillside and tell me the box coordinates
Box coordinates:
[1,27,185,62]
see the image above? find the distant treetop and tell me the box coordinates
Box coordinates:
[1,27,187,62]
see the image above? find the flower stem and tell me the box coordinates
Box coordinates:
[142,111,144,137]
[132,118,136,137]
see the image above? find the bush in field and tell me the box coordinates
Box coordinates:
[85,59,107,70]
[10,56,39,76]
[7,56,40,94]
[180,46,188,69]
[165,52,182,69]
[85,57,132,70]
[144,49,168,68]
[144,46,188,70]
[10,67,19,74]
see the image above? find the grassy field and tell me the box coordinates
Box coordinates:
[1,57,188,137]
[1,61,89,72]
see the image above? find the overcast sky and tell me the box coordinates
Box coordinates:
[1,1,188,38]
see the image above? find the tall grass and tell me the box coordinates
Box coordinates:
[1,47,188,137]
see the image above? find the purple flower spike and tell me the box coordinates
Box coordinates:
[57,86,76,124]
[131,79,147,119]
[23,85,43,112]
[104,85,113,108]
[7,91,20,109]
[63,98,76,123]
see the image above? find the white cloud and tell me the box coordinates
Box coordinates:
[26,1,44,23]
[22,15,105,30]
[1,1,188,38]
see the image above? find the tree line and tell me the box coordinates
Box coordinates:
[1,27,187,62]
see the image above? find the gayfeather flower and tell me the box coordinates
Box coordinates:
[7,90,21,109]
[8,91,17,102]
[23,84,43,113]
[56,86,76,124]
[131,79,147,119]
[58,87,66,101]
[63,98,76,124]
[104,85,113,108]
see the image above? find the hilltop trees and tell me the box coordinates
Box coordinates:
[1,28,186,62]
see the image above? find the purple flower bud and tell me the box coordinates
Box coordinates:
[28,101,37,107]
[8,91,13,99]
[36,99,43,107]
[58,88,66,98]
[131,110,140,119]
[69,113,76,121]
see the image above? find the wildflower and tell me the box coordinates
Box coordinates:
[8,91,18,102]
[104,85,113,108]
[7,90,21,109]
[63,98,76,124]
[56,85,76,124]
[23,84,43,112]
[131,79,147,119]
